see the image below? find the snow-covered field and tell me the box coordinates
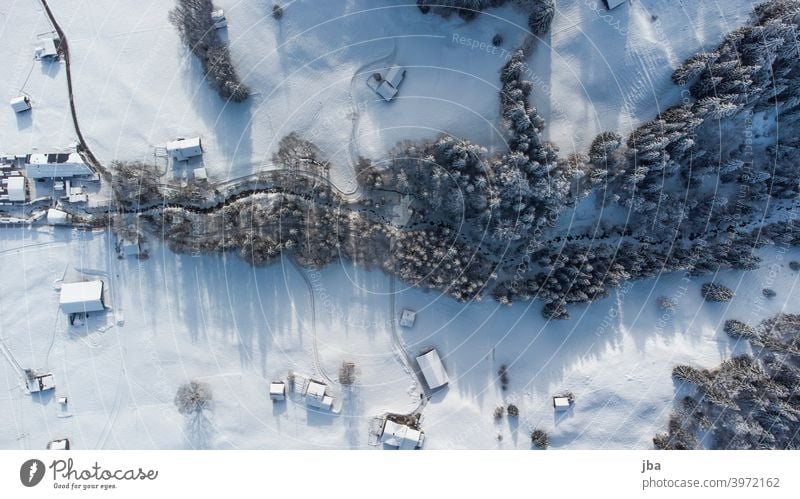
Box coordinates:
[5,1,754,188]
[0,1,74,154]
[2,0,796,451]
[1,227,797,449]
[42,0,532,190]
[530,0,756,156]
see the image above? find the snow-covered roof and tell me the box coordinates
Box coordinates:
[25,153,91,179]
[306,381,333,409]
[60,281,105,314]
[10,95,31,113]
[553,396,571,410]
[399,309,416,328]
[35,38,58,59]
[47,439,69,450]
[269,382,285,400]
[604,0,626,9]
[167,137,201,152]
[376,82,398,101]
[167,137,203,161]
[381,420,423,449]
[29,373,55,392]
[384,66,405,89]
[193,167,208,180]
[7,176,25,202]
[47,208,68,224]
[416,348,449,390]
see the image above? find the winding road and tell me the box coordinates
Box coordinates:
[38,0,105,175]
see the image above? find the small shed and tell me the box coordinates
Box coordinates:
[10,95,31,113]
[59,280,105,314]
[35,38,59,60]
[211,9,227,29]
[553,396,571,411]
[26,372,55,393]
[305,380,333,410]
[166,137,203,161]
[416,348,449,391]
[603,0,627,9]
[47,208,69,225]
[380,420,424,450]
[47,438,70,450]
[193,166,208,181]
[399,309,416,328]
[269,381,286,401]
[7,176,25,202]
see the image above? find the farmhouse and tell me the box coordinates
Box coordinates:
[269,381,286,401]
[604,0,627,9]
[380,419,425,450]
[367,66,407,102]
[34,37,59,60]
[305,380,333,410]
[10,95,31,113]
[166,137,203,161]
[26,370,55,393]
[416,348,449,391]
[59,280,105,314]
[6,176,26,202]
[25,153,92,180]
[47,208,69,225]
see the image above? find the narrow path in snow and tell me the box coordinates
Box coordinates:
[289,258,336,386]
[389,274,429,416]
[345,40,398,199]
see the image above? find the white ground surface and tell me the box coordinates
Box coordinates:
[530,0,756,156]
[1,0,793,450]
[2,1,757,186]
[42,0,531,191]
[1,228,797,449]
[0,1,75,154]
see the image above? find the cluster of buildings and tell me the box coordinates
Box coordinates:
[367,66,406,102]
[0,152,96,207]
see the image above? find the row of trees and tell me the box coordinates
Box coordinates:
[169,0,249,102]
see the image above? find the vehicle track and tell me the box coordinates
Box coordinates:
[289,258,336,386]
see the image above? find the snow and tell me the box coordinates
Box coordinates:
[1,227,797,449]
[0,1,73,154]
[529,0,756,156]
[59,280,104,314]
[10,96,31,113]
[37,0,531,191]
[380,420,422,450]
[416,349,450,391]
[6,176,25,202]
[0,0,795,451]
